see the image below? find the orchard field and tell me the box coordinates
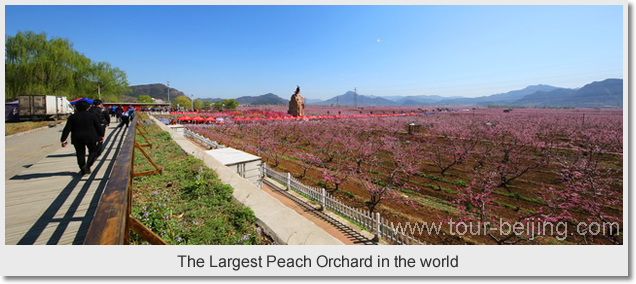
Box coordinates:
[177,106,623,245]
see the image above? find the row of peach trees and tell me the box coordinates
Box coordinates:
[190,108,622,244]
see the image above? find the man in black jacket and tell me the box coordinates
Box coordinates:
[61,101,105,175]
[89,99,110,157]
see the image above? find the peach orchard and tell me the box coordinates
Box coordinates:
[181,107,622,245]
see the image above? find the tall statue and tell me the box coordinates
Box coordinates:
[288,85,305,117]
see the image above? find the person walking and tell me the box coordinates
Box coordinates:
[115,105,124,122]
[118,106,135,128]
[89,99,110,157]
[60,101,105,175]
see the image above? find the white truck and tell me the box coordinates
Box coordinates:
[18,95,74,121]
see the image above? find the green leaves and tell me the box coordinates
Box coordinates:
[5,31,129,101]
[138,95,155,104]
[213,99,240,111]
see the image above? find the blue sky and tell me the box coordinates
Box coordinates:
[5,5,624,101]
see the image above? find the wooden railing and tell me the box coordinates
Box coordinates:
[84,115,166,245]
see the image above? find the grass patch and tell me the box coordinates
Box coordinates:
[339,190,356,198]
[493,201,518,210]
[423,184,456,194]
[452,179,467,187]
[441,188,457,194]
[5,120,63,136]
[130,117,266,245]
[416,173,453,184]
[495,191,546,204]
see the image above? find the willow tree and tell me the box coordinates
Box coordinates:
[80,61,130,100]
[5,31,129,101]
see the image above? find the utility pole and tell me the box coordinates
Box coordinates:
[354,87,357,107]
[167,80,171,107]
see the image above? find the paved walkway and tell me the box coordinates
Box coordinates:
[5,124,128,245]
[5,123,67,180]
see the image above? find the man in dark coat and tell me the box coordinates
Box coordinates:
[115,105,124,122]
[89,99,110,157]
[61,101,105,175]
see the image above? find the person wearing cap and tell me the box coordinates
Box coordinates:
[60,101,105,175]
[89,99,110,157]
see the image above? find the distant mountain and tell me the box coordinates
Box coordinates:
[475,84,560,103]
[235,93,288,105]
[127,83,186,101]
[304,98,324,105]
[378,80,621,107]
[513,79,622,107]
[131,79,622,108]
[314,91,397,106]
[382,94,458,106]
[427,84,560,106]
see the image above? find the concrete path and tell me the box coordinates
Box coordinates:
[5,125,128,245]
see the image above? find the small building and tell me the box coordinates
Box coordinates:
[205,148,262,185]
[168,124,185,136]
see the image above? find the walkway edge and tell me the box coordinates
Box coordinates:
[148,116,344,245]
[5,124,58,139]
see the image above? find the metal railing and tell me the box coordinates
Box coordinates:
[184,128,225,149]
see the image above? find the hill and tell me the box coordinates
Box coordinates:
[376,79,621,107]
[513,79,622,107]
[425,84,560,106]
[235,93,288,105]
[130,78,622,108]
[313,91,397,106]
[126,83,186,101]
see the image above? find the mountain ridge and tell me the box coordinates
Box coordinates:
[126,83,186,101]
[235,93,288,105]
[128,78,622,108]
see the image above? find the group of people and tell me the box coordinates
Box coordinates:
[108,105,136,125]
[60,100,135,175]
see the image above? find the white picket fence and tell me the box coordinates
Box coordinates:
[262,163,426,245]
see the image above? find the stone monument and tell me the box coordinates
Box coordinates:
[288,85,305,117]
